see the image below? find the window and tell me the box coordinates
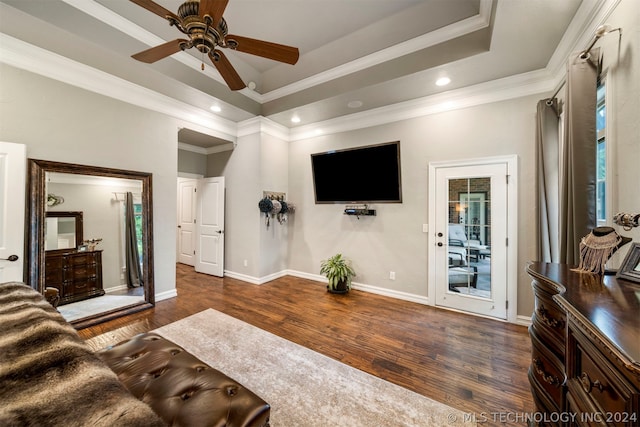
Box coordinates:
[595,80,607,225]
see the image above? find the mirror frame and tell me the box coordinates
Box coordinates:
[26,159,155,329]
[45,211,84,252]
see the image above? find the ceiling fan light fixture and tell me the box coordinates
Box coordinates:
[130,0,299,91]
[347,100,363,109]
[210,105,222,112]
[291,115,301,123]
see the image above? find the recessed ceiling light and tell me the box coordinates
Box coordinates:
[210,105,222,112]
[291,116,301,123]
[436,77,451,87]
[347,100,363,109]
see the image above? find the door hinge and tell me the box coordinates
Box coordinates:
[193,250,195,255]
[506,300,509,310]
[506,174,510,184]
[506,237,508,246]
[194,188,197,192]
[193,219,196,224]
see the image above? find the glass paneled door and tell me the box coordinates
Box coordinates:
[432,162,508,319]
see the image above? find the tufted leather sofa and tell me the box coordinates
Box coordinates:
[96,333,271,427]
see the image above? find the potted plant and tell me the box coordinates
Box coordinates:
[320,253,355,294]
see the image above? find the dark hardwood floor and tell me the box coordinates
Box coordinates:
[79,263,535,426]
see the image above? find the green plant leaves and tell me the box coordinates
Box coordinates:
[320,253,355,290]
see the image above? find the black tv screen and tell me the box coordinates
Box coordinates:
[311,141,402,204]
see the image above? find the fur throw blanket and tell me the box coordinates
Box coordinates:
[0,282,165,427]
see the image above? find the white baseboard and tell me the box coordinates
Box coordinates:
[515,314,532,327]
[223,270,288,285]
[104,284,128,294]
[286,269,430,305]
[155,289,178,301]
[223,268,530,325]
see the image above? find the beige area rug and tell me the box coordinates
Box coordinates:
[85,319,151,352]
[153,309,475,427]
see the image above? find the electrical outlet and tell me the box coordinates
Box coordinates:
[422,223,428,233]
[243,259,248,267]
[389,271,396,280]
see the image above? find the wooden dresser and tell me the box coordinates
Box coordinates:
[527,262,640,426]
[45,250,104,305]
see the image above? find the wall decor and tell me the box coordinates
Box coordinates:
[47,193,64,207]
[617,242,640,284]
[259,191,293,227]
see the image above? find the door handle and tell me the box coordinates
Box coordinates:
[1,255,19,261]
[177,225,181,228]
[216,230,224,234]
[437,242,443,247]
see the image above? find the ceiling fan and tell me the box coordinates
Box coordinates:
[129,0,300,90]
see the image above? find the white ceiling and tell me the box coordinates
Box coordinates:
[1,0,593,147]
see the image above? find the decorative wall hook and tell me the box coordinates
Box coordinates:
[259,191,294,227]
[47,193,64,207]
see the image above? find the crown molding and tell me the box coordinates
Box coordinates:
[545,0,622,91]
[62,0,492,105]
[260,0,493,102]
[177,142,208,155]
[288,69,554,141]
[178,141,236,155]
[0,31,557,143]
[237,117,290,141]
[0,33,238,142]
[1,0,610,144]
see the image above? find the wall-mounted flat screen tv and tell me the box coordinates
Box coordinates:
[311,141,402,204]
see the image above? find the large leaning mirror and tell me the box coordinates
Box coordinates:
[27,159,154,329]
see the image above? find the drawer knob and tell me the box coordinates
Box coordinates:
[580,372,604,393]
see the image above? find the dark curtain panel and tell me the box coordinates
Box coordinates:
[559,49,600,265]
[536,98,560,262]
[125,192,142,288]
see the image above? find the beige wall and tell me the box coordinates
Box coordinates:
[287,95,539,315]
[1,0,636,319]
[0,64,178,298]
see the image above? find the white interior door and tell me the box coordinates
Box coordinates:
[195,177,225,277]
[429,157,517,321]
[177,178,197,266]
[0,142,26,282]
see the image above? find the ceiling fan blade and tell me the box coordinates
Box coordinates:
[209,50,246,91]
[132,39,189,63]
[226,35,299,65]
[199,0,229,26]
[129,0,179,21]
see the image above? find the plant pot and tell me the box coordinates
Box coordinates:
[327,280,349,294]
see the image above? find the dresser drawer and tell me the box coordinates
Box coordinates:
[531,279,566,358]
[567,328,637,426]
[64,265,97,281]
[45,267,63,283]
[45,255,64,269]
[530,326,565,406]
[68,252,98,266]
